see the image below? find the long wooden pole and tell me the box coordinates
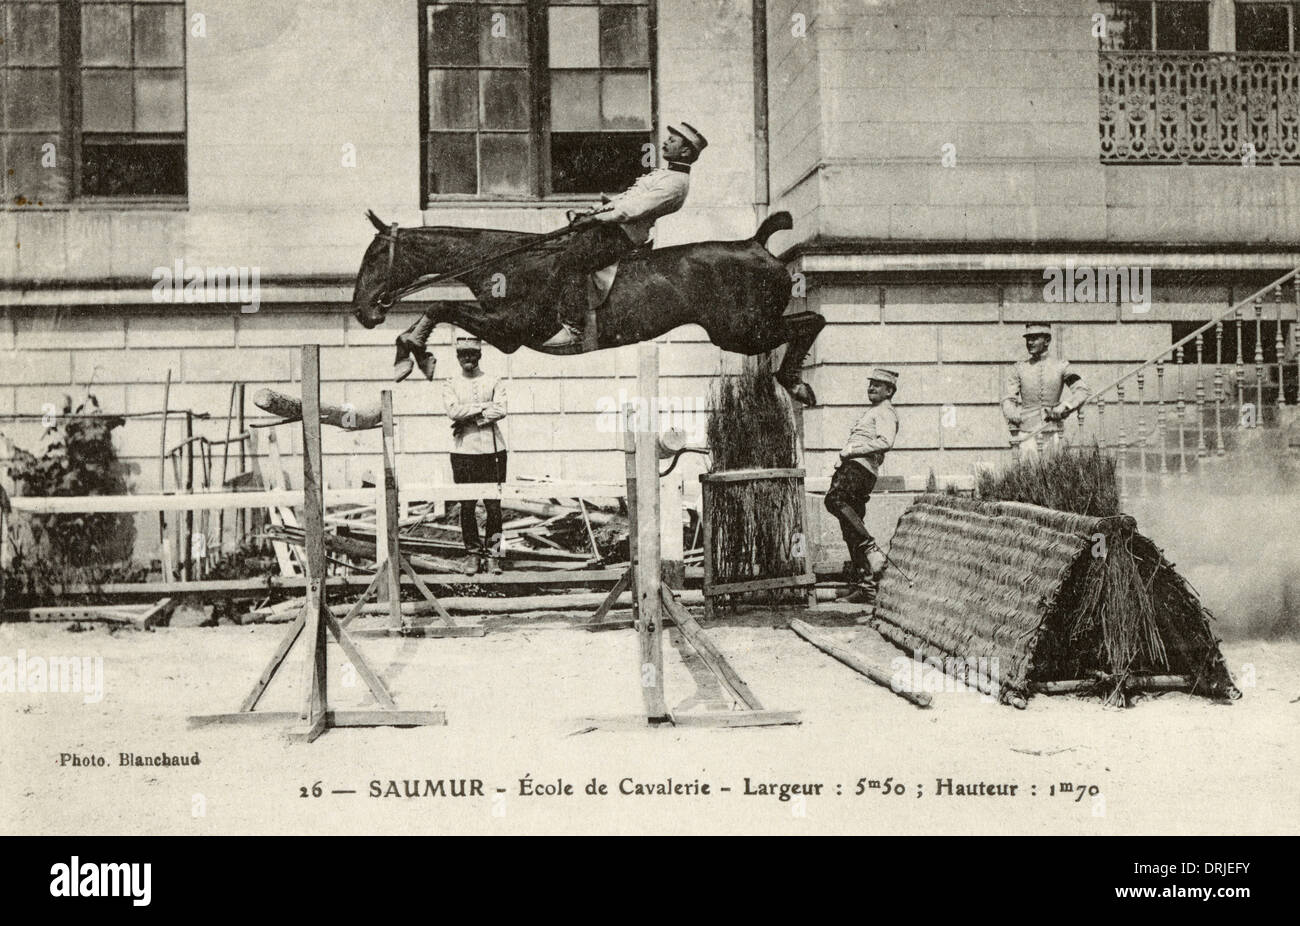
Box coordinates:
[218,383,236,558]
[9,481,625,514]
[633,343,669,722]
[299,346,329,739]
[236,383,246,541]
[0,486,9,612]
[184,411,194,582]
[790,619,932,708]
[158,369,172,578]
[380,391,402,630]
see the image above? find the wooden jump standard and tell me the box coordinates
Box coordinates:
[587,344,799,728]
[189,346,445,741]
[335,391,482,640]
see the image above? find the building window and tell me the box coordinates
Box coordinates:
[1235,2,1300,51]
[1098,1,1300,163]
[420,0,654,202]
[1,0,187,206]
[1099,1,1210,50]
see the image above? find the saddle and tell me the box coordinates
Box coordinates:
[586,240,651,309]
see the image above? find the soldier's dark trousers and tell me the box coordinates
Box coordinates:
[554,224,637,331]
[450,451,508,555]
[824,459,878,572]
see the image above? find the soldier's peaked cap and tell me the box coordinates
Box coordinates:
[455,336,483,351]
[868,368,899,386]
[1024,323,1052,337]
[668,122,708,153]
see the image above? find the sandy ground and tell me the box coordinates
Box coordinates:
[1,610,1296,836]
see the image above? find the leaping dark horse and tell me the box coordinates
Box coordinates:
[350,210,825,406]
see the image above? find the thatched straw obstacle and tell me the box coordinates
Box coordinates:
[703,361,806,605]
[872,491,1239,708]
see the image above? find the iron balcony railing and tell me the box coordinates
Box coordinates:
[1100,51,1300,164]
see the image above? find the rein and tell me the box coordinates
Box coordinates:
[372,220,595,308]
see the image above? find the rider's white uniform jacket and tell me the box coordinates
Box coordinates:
[593,163,691,244]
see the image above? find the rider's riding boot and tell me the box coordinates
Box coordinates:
[836,564,866,599]
[841,579,877,606]
[542,273,587,348]
[541,322,581,348]
[487,555,503,575]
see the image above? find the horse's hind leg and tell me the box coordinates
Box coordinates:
[773,312,826,407]
[394,312,438,382]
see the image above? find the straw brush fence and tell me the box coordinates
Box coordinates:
[701,363,813,612]
[872,493,1239,708]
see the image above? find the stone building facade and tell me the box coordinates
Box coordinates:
[2,0,1296,559]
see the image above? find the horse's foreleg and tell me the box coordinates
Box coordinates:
[773,312,826,407]
[394,311,439,382]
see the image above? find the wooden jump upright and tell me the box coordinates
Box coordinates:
[340,391,482,640]
[588,343,799,728]
[189,346,446,741]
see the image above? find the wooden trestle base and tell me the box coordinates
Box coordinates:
[188,346,449,741]
[584,343,800,729]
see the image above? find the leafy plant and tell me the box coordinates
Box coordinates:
[4,395,136,603]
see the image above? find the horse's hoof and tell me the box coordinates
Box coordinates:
[416,354,437,380]
[394,358,414,382]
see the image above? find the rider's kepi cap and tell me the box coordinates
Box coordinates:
[454,336,483,352]
[868,368,899,387]
[1024,323,1052,338]
[668,122,708,154]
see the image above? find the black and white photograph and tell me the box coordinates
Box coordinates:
[0,0,1295,864]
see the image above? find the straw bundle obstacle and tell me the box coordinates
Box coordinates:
[872,493,1238,707]
[976,444,1120,517]
[704,361,804,604]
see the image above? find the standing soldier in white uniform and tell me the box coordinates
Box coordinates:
[442,336,508,574]
[825,368,900,603]
[542,122,708,349]
[1002,323,1090,457]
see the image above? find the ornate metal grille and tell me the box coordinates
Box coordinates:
[1099,52,1300,163]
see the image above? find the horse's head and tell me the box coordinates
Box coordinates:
[351,210,402,329]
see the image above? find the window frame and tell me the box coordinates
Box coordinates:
[1,0,189,208]
[1098,0,1213,51]
[1233,0,1300,51]
[417,0,659,206]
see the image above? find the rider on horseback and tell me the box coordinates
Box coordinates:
[541,122,708,349]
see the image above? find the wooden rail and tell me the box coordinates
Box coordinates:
[7,481,626,514]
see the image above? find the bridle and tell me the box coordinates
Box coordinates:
[373,222,400,309]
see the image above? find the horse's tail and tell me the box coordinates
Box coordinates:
[752,211,793,250]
